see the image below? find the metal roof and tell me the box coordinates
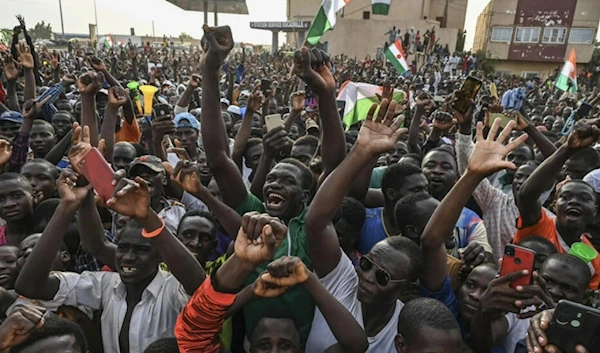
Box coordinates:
[166,0,248,14]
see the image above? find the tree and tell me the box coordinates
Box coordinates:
[179,32,193,44]
[28,21,53,40]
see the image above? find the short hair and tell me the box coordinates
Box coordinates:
[52,110,74,121]
[394,193,435,231]
[22,159,60,179]
[143,338,180,353]
[293,135,319,155]
[32,119,56,134]
[544,253,592,286]
[560,180,598,203]
[177,209,217,237]
[397,297,460,342]
[340,197,366,230]
[130,143,148,157]
[32,198,61,232]
[514,144,535,159]
[425,146,457,162]
[517,235,558,255]
[384,236,424,282]
[400,153,422,164]
[569,147,599,167]
[381,163,424,196]
[0,172,33,193]
[11,314,88,353]
[244,138,263,154]
[278,158,314,191]
[252,307,300,339]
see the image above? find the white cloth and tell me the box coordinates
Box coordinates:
[180,191,208,212]
[158,200,187,235]
[502,313,530,353]
[305,254,403,353]
[50,270,189,353]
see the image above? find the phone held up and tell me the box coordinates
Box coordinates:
[546,300,600,353]
[500,244,535,289]
[265,114,283,132]
[77,148,116,202]
[453,76,483,114]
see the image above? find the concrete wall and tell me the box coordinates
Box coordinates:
[493,60,560,78]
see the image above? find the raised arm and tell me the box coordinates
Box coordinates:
[515,108,557,158]
[421,119,528,291]
[88,55,122,89]
[407,95,433,154]
[200,25,248,208]
[232,91,262,173]
[2,54,20,112]
[518,120,598,227]
[100,86,128,162]
[259,257,368,353]
[77,71,104,147]
[15,170,91,300]
[175,75,200,114]
[249,126,291,200]
[293,48,345,185]
[17,43,35,102]
[306,99,405,277]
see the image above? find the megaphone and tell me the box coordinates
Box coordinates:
[139,85,158,117]
[127,81,143,115]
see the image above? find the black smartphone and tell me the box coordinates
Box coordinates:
[153,103,172,120]
[261,79,271,93]
[546,300,600,353]
[453,76,483,114]
[577,102,593,118]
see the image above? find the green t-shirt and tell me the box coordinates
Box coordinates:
[235,192,315,345]
[369,166,388,189]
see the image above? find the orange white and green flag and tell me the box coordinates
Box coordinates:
[555,48,577,93]
[384,40,409,74]
[306,0,351,45]
[337,81,405,129]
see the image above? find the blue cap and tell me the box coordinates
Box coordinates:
[0,111,24,124]
[174,112,200,130]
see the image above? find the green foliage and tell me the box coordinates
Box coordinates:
[178,32,193,43]
[27,21,53,40]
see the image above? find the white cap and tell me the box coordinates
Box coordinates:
[220,98,230,106]
[227,105,241,115]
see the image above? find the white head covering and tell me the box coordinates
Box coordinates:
[583,169,600,193]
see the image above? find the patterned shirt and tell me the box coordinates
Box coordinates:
[39,83,64,121]
[75,230,117,273]
[8,132,30,173]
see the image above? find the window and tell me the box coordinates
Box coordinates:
[542,27,567,44]
[491,27,513,42]
[362,11,370,20]
[514,27,540,43]
[521,71,539,79]
[569,28,595,44]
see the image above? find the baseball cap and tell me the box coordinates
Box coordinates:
[174,112,200,130]
[306,118,319,131]
[220,98,230,106]
[0,111,24,124]
[129,155,165,176]
[162,80,174,87]
[98,89,109,96]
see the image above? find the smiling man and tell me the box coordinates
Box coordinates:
[516,120,600,290]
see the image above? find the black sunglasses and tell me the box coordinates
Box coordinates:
[359,255,408,287]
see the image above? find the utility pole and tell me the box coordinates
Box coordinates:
[152,21,155,38]
[58,0,65,39]
[93,0,99,34]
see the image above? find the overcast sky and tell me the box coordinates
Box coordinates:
[0,0,596,50]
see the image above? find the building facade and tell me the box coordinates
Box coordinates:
[286,0,468,58]
[473,0,599,77]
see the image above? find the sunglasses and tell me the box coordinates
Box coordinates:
[359,255,408,287]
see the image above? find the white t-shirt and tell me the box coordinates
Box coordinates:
[502,313,529,353]
[305,254,404,353]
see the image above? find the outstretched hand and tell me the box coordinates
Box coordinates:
[355,98,407,156]
[293,47,336,96]
[234,212,287,265]
[57,169,92,212]
[17,42,34,69]
[100,170,150,220]
[68,123,106,172]
[467,119,529,177]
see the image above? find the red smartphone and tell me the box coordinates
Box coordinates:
[500,244,536,289]
[453,76,483,114]
[77,148,116,202]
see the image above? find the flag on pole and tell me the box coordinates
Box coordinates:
[555,48,577,93]
[104,34,113,49]
[372,0,391,15]
[306,0,351,45]
[337,81,405,128]
[384,40,409,74]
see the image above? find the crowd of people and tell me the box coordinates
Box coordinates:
[0,13,597,353]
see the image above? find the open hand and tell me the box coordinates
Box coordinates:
[467,120,529,177]
[102,170,150,220]
[293,47,335,96]
[68,123,106,172]
[234,212,287,265]
[2,53,20,81]
[291,91,305,112]
[201,25,234,69]
[17,43,34,70]
[108,86,128,107]
[49,50,60,71]
[356,99,407,156]
[247,90,265,112]
[0,140,13,166]
[77,71,105,96]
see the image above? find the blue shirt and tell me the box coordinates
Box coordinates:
[358,207,388,255]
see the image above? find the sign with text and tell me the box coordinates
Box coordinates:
[250,21,311,31]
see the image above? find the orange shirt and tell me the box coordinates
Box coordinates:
[115,118,141,143]
[514,211,600,290]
